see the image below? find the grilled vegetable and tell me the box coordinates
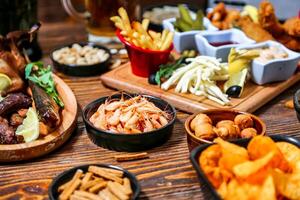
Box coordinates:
[25,61,64,108]
[29,81,61,128]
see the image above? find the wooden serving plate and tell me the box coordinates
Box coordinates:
[0,74,77,162]
[101,62,300,113]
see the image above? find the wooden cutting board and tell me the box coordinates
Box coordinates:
[101,62,300,113]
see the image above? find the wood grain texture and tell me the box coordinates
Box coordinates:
[0,20,300,200]
[101,62,300,113]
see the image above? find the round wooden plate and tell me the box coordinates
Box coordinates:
[0,74,77,162]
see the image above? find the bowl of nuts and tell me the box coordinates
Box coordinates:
[185,109,266,151]
[50,43,111,76]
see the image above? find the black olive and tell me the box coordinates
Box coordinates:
[148,73,157,85]
[226,86,242,98]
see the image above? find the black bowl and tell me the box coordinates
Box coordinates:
[50,42,111,76]
[190,135,300,200]
[48,164,140,200]
[294,89,300,121]
[83,93,176,152]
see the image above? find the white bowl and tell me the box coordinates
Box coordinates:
[162,17,218,53]
[194,29,255,62]
[237,40,300,85]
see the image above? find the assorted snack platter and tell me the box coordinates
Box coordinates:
[2,1,300,200]
[100,62,300,113]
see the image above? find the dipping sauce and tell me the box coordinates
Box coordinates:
[255,46,288,63]
[209,41,239,47]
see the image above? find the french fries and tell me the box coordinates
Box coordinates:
[111,7,173,51]
[58,166,133,200]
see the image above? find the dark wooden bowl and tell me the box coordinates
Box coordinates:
[185,109,266,151]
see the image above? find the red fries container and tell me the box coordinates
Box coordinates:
[116,30,173,77]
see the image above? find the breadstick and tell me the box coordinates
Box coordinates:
[88,182,107,193]
[80,172,93,190]
[59,179,81,200]
[58,169,83,192]
[80,178,103,191]
[99,188,119,200]
[114,152,149,162]
[123,178,133,195]
[95,167,124,177]
[73,190,103,200]
[107,181,129,200]
[88,166,123,184]
[70,194,89,200]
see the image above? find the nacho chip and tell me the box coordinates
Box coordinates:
[248,136,291,172]
[273,169,300,199]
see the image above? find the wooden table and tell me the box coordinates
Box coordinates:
[0,20,299,200]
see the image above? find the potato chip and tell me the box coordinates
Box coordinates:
[223,175,276,200]
[248,136,291,172]
[258,175,276,200]
[214,137,249,172]
[276,142,300,171]
[199,144,232,188]
[273,169,300,199]
[233,151,274,182]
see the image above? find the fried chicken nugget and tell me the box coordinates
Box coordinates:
[236,16,274,42]
[283,17,300,37]
[258,1,285,36]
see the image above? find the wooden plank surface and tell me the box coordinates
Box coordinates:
[101,62,300,113]
[0,6,300,200]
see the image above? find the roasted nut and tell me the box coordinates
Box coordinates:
[190,114,212,131]
[53,43,109,65]
[240,128,257,138]
[194,123,216,140]
[234,114,254,130]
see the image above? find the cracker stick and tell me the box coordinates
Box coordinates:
[88,166,123,184]
[79,172,93,190]
[88,181,107,193]
[89,166,124,177]
[99,188,119,200]
[59,179,81,200]
[123,178,133,195]
[114,152,149,162]
[107,181,129,200]
[58,169,83,192]
[80,178,103,191]
[142,19,150,31]
[73,190,103,200]
[70,195,89,200]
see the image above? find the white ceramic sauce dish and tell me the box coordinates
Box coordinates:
[195,28,255,62]
[162,17,218,53]
[237,40,300,85]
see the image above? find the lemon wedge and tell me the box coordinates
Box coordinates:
[16,107,39,143]
[0,73,12,92]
